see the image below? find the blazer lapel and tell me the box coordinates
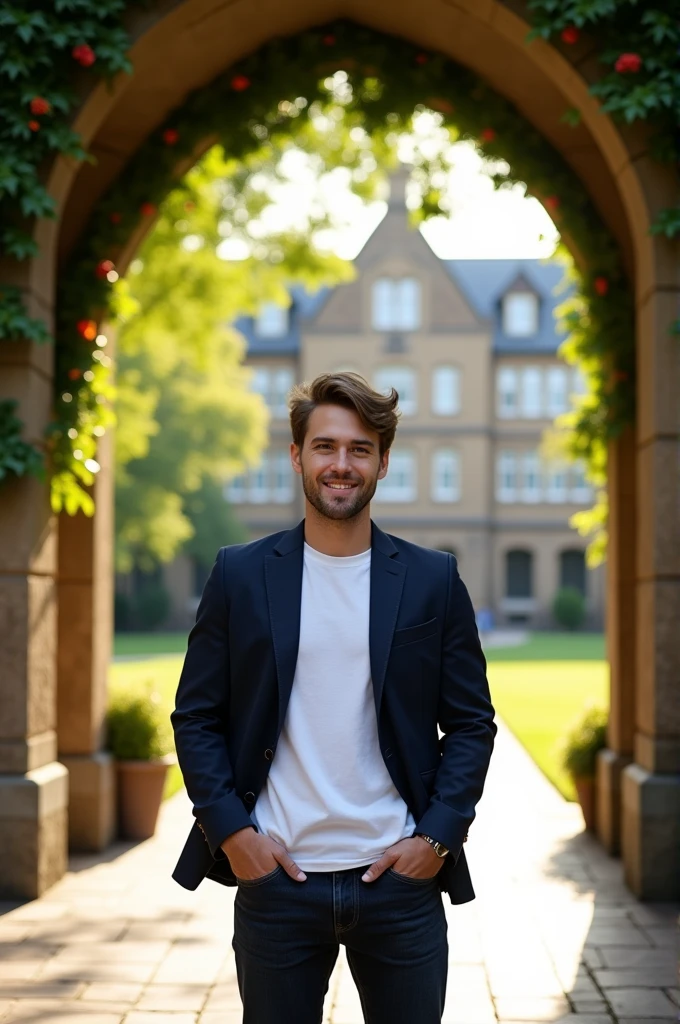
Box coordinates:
[265,522,304,735]
[369,524,406,718]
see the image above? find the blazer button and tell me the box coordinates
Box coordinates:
[264,748,274,761]
[244,791,255,804]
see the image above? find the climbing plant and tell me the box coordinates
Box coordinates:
[0,2,677,558]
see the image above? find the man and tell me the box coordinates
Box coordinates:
[172,372,496,1024]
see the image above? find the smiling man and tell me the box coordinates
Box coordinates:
[171,372,496,1024]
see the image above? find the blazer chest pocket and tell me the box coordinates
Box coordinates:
[392,617,438,648]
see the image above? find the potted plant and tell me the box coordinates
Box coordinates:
[107,684,175,840]
[561,705,607,830]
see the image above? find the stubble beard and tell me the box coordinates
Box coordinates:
[302,469,378,522]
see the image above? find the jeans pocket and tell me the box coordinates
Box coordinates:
[387,867,437,886]
[235,864,284,888]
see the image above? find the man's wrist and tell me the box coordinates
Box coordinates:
[414,833,450,858]
[221,825,256,850]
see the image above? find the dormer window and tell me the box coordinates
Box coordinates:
[502,291,538,337]
[372,278,421,331]
[255,302,288,338]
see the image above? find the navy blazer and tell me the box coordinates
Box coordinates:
[171,520,496,904]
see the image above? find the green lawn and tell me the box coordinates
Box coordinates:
[110,631,609,803]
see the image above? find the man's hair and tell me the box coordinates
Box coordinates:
[289,372,400,456]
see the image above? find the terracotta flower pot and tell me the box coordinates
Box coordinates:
[573,775,596,831]
[116,758,172,839]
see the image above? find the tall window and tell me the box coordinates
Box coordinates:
[376,449,416,502]
[374,366,417,416]
[271,368,294,417]
[546,367,568,416]
[251,367,270,400]
[372,278,421,331]
[506,550,533,598]
[249,454,270,503]
[432,366,460,416]
[570,461,592,503]
[497,366,519,418]
[272,450,294,503]
[226,473,246,503]
[496,451,518,503]
[560,549,586,596]
[521,451,542,503]
[503,292,539,337]
[521,367,543,418]
[255,302,288,338]
[546,461,568,503]
[431,450,460,502]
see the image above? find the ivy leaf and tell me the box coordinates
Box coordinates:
[650,206,680,238]
[561,107,581,127]
[20,187,56,219]
[1,227,38,260]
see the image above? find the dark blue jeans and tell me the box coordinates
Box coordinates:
[233,864,448,1024]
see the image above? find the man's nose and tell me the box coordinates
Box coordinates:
[331,449,351,471]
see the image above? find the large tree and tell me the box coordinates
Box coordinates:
[113,118,387,573]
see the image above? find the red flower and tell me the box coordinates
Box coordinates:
[163,128,179,145]
[322,34,336,46]
[184,201,196,212]
[594,276,609,296]
[76,320,97,341]
[561,26,579,45]
[231,74,251,92]
[95,259,115,279]
[68,368,82,381]
[545,195,560,211]
[427,97,454,114]
[28,120,40,132]
[480,128,496,143]
[614,52,642,74]
[72,44,96,67]
[30,96,51,116]
[140,202,157,217]
[109,212,122,224]
[415,53,429,65]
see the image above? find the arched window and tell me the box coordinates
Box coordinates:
[506,549,533,598]
[560,549,586,596]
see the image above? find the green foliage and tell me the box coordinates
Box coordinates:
[0,286,51,343]
[1,6,676,562]
[133,579,172,632]
[0,399,44,481]
[560,705,608,779]
[106,683,173,761]
[552,586,586,630]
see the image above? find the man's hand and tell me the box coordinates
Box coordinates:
[361,837,445,882]
[221,827,307,882]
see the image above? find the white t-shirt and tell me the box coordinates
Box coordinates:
[253,542,415,871]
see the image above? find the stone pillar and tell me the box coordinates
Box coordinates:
[596,429,635,854]
[57,425,116,851]
[0,318,69,899]
[621,288,680,900]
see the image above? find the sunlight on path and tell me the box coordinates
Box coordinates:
[0,720,676,1023]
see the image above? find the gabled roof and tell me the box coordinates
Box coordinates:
[234,250,574,356]
[444,258,573,353]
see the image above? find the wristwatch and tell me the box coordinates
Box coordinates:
[415,833,450,858]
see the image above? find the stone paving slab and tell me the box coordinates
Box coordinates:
[0,720,677,1023]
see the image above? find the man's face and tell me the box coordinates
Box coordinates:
[291,404,389,521]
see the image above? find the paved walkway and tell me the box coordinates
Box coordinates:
[0,722,677,1023]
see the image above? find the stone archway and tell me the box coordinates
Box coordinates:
[0,0,677,900]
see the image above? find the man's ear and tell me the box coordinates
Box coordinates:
[377,448,390,481]
[290,442,302,476]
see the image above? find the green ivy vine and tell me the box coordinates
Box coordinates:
[0,1,677,554]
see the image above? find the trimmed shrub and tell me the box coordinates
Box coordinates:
[107,685,173,761]
[561,705,607,779]
[553,586,586,630]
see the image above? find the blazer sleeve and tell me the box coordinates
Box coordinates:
[171,547,254,856]
[414,554,496,862]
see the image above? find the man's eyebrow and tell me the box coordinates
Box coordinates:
[310,436,376,448]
